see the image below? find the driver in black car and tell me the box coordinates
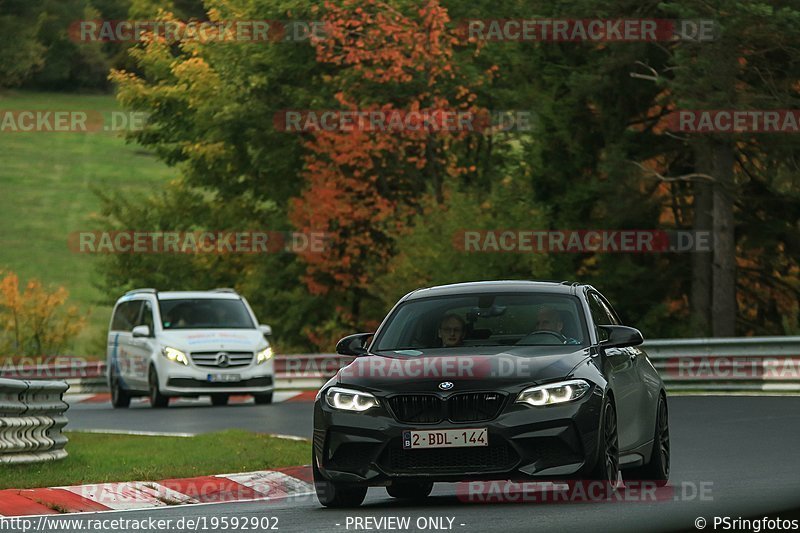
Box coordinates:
[438,313,466,348]
[534,306,581,345]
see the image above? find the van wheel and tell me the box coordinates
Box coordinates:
[148,367,169,408]
[211,394,229,406]
[254,393,273,405]
[110,374,131,408]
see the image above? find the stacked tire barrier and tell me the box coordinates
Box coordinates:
[0,378,70,464]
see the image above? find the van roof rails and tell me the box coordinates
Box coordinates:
[125,288,158,295]
[211,288,238,293]
[559,281,581,287]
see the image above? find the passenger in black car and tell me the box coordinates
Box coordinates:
[438,313,466,347]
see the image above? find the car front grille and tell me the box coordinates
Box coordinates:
[387,392,506,424]
[190,351,254,368]
[380,440,518,474]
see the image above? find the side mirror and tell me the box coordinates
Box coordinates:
[132,325,151,338]
[598,325,643,349]
[336,333,374,357]
[258,324,273,337]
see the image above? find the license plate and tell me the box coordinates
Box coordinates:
[402,428,488,449]
[207,373,241,383]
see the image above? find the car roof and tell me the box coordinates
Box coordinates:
[403,280,587,300]
[121,291,242,301]
[157,291,241,300]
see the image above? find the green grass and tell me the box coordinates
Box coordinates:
[0,91,178,356]
[0,430,310,489]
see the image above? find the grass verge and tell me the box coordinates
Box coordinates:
[0,430,309,490]
[0,91,178,356]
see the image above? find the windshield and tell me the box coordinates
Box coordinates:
[374,293,588,351]
[158,298,255,330]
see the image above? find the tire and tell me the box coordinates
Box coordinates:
[254,393,273,405]
[587,394,621,497]
[148,366,169,408]
[110,373,131,408]
[211,394,229,406]
[313,455,367,507]
[626,394,670,486]
[386,481,433,499]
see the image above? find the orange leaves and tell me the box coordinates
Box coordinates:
[317,0,458,85]
[0,271,87,356]
[289,0,493,347]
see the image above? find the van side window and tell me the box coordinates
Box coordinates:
[138,301,154,331]
[111,301,143,332]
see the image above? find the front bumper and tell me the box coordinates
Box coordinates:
[158,359,275,396]
[313,387,604,485]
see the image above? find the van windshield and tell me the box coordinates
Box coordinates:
[159,299,255,329]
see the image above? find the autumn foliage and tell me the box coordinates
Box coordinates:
[0,271,87,356]
[290,0,488,337]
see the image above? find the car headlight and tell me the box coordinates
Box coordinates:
[256,346,273,364]
[325,387,379,412]
[516,379,590,406]
[162,346,189,366]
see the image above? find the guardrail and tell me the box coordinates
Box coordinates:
[0,378,69,464]
[645,336,800,392]
[4,336,800,394]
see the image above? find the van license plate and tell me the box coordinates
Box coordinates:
[207,374,241,383]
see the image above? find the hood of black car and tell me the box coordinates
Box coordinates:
[334,346,591,394]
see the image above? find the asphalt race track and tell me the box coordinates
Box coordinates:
[30,396,800,532]
[65,393,316,438]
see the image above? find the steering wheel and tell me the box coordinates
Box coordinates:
[516,330,568,345]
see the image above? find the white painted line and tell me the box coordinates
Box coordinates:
[61,482,198,510]
[63,394,96,403]
[219,471,313,498]
[266,433,310,442]
[69,429,197,437]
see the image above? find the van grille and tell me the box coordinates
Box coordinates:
[190,351,253,368]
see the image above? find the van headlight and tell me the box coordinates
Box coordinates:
[325,387,379,412]
[256,346,273,364]
[162,347,189,366]
[516,379,590,406]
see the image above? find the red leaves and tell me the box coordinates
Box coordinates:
[289,0,490,344]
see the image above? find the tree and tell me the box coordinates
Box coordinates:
[0,0,46,87]
[0,271,87,356]
[289,0,495,338]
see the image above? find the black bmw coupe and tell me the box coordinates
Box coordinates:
[313,281,670,507]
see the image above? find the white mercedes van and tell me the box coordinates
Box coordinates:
[106,288,275,408]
